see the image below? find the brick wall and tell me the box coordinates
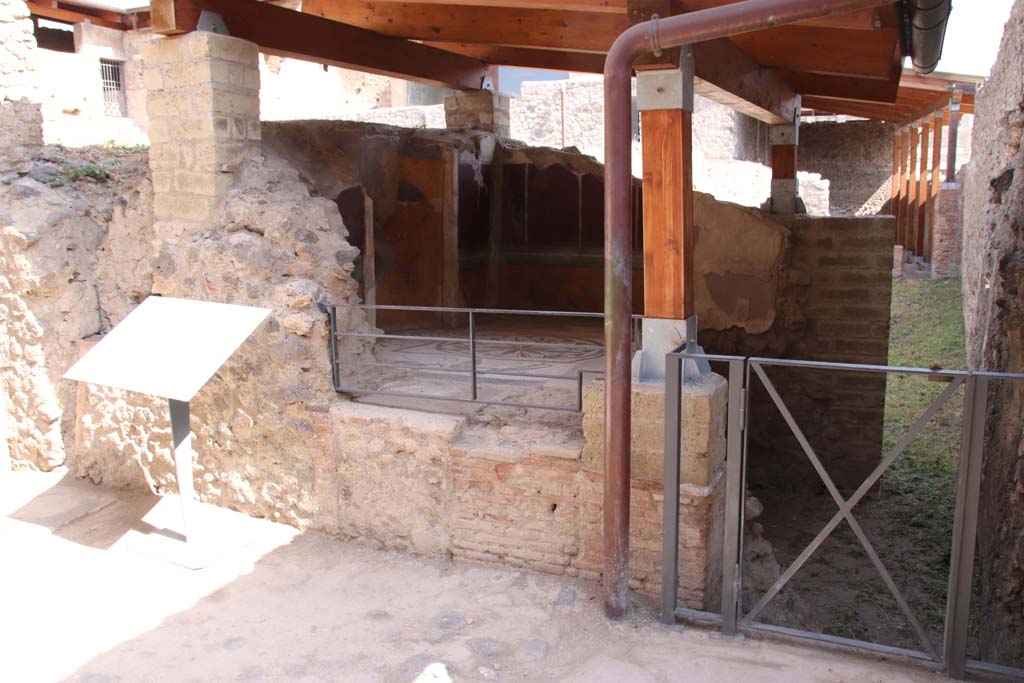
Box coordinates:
[748,215,894,492]
[930,184,962,278]
[327,374,728,612]
[142,32,261,222]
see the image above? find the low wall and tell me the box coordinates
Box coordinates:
[327,373,727,610]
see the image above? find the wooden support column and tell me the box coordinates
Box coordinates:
[926,111,945,262]
[946,90,963,183]
[916,119,931,258]
[894,128,906,249]
[905,125,919,255]
[638,59,694,321]
[769,118,800,214]
[891,128,902,215]
[898,128,911,250]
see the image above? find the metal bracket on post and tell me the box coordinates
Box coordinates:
[634,315,709,382]
[635,45,694,113]
[169,398,195,544]
[197,11,230,35]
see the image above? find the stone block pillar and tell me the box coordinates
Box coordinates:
[142,31,261,223]
[930,182,962,278]
[580,374,727,609]
[444,91,510,137]
[0,0,43,171]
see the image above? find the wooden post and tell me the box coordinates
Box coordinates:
[905,125,919,255]
[641,107,693,319]
[769,119,800,214]
[927,111,945,263]
[893,129,905,247]
[899,128,912,252]
[916,119,931,258]
[946,89,963,183]
[637,59,695,321]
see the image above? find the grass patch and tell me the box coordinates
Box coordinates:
[879,277,966,632]
[49,163,114,188]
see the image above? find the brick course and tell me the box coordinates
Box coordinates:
[930,184,962,278]
[328,372,728,611]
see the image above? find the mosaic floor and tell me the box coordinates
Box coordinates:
[342,317,608,413]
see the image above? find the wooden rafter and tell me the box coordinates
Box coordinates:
[731,25,901,79]
[150,0,492,89]
[692,39,799,124]
[300,0,627,53]
[27,1,123,30]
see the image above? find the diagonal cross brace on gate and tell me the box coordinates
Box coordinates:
[739,361,964,659]
[661,348,1024,680]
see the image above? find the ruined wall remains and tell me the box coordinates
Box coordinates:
[960,0,1024,667]
[508,77,829,212]
[455,142,892,490]
[0,0,42,170]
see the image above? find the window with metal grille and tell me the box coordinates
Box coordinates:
[100,59,127,117]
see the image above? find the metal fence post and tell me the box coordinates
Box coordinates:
[720,358,747,636]
[661,351,683,624]
[469,310,478,400]
[944,373,988,679]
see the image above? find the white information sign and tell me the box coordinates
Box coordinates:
[65,296,271,402]
[64,296,270,556]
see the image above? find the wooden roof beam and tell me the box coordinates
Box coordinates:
[679,1,885,30]
[300,0,626,53]
[150,0,492,90]
[426,43,606,74]
[692,39,800,125]
[783,71,899,102]
[731,25,902,79]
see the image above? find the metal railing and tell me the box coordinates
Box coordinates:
[321,303,642,412]
[661,346,1024,680]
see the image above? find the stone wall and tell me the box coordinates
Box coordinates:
[0,0,42,171]
[960,0,1024,668]
[799,121,894,215]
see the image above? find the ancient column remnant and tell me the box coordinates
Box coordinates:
[444,91,510,138]
[142,31,261,223]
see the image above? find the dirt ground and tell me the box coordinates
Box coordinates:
[0,470,946,683]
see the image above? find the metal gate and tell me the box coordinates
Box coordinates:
[661,346,1024,680]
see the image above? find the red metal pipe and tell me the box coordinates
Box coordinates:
[601,0,895,618]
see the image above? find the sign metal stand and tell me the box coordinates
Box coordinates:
[65,296,271,554]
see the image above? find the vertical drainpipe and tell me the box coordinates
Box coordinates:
[601,0,895,619]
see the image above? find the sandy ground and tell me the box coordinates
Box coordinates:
[1,470,946,683]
